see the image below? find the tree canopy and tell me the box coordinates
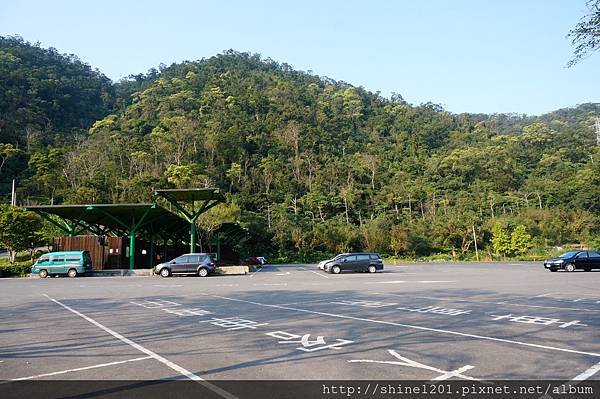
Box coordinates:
[1,38,599,260]
[568,0,600,67]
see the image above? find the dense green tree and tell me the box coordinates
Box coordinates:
[2,43,599,260]
[0,205,42,263]
[568,0,600,66]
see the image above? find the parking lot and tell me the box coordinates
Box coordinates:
[1,262,599,396]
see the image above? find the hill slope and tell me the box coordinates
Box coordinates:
[1,43,599,258]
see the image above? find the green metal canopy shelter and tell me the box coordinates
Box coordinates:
[25,204,189,270]
[153,188,225,253]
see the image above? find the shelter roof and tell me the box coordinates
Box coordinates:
[153,188,225,203]
[25,203,189,240]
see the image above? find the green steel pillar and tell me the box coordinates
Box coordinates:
[216,235,221,261]
[129,231,136,270]
[190,223,197,253]
[149,235,155,268]
[163,238,168,262]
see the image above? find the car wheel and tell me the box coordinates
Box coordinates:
[198,267,208,277]
[160,268,171,278]
[67,269,77,278]
[331,265,341,274]
[564,263,576,272]
[39,269,48,278]
[368,265,377,273]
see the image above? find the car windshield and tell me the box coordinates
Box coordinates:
[558,251,579,258]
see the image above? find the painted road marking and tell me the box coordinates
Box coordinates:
[44,294,238,399]
[349,350,479,381]
[310,270,329,279]
[529,293,557,299]
[572,361,600,381]
[205,294,600,358]
[249,266,265,278]
[276,272,291,276]
[153,284,183,288]
[366,280,455,284]
[252,283,287,286]
[380,293,600,313]
[6,356,153,381]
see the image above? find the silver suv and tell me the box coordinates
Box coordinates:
[155,253,216,277]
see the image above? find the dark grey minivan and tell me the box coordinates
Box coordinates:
[323,253,383,274]
[154,253,216,277]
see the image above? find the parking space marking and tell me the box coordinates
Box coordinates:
[349,350,479,381]
[366,280,455,284]
[573,361,600,381]
[44,294,238,399]
[529,293,557,299]
[310,271,329,279]
[249,267,264,278]
[253,283,287,286]
[205,294,600,358]
[153,284,183,288]
[6,356,153,381]
[379,293,600,313]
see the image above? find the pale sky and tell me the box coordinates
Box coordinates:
[1,0,598,115]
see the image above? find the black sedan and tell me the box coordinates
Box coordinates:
[544,250,600,272]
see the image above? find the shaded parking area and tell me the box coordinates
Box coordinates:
[1,262,599,397]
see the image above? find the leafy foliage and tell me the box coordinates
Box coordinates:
[0,205,42,263]
[568,0,600,66]
[2,43,599,260]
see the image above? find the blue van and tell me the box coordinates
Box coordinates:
[32,251,93,278]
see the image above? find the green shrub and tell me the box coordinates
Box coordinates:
[0,261,33,277]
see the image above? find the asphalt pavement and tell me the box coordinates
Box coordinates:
[0,262,599,397]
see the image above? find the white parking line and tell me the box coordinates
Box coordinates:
[7,356,153,381]
[572,361,600,381]
[153,285,184,288]
[44,294,238,399]
[253,283,287,286]
[528,293,556,299]
[310,271,329,279]
[365,280,455,284]
[206,294,600,358]
[249,267,264,278]
[379,293,600,313]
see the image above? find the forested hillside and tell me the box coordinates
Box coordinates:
[1,37,599,260]
[0,36,115,201]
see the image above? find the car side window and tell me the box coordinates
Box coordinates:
[52,257,65,262]
[575,252,588,258]
[189,255,200,263]
[65,257,80,262]
[345,256,357,262]
[369,254,380,260]
[38,256,49,263]
[587,251,600,257]
[356,254,370,261]
[175,256,190,263]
